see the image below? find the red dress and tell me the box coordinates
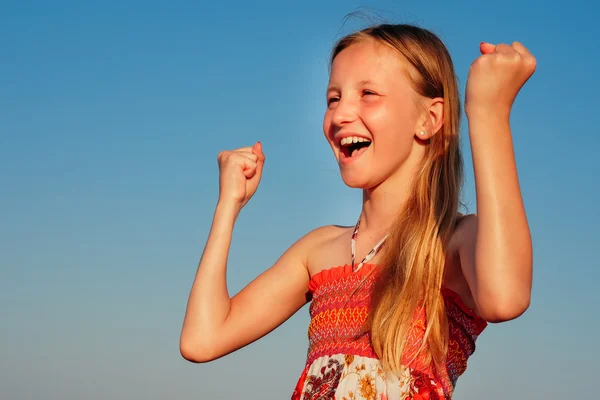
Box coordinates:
[291,263,487,400]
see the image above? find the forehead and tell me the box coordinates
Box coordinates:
[329,39,412,87]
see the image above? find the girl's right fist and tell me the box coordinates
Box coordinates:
[217,142,265,209]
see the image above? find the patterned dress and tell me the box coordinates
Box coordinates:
[291,263,487,400]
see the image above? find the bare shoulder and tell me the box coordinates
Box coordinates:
[305,224,350,243]
[284,224,342,250]
[302,224,350,254]
[279,224,346,266]
[302,224,353,276]
[267,224,351,281]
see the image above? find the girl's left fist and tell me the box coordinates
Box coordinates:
[465,42,536,117]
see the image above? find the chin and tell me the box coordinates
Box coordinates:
[339,171,373,189]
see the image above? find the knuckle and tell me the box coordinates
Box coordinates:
[217,150,230,161]
[497,52,519,65]
[471,57,484,69]
[228,154,241,163]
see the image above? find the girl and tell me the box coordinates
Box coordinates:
[180,24,535,399]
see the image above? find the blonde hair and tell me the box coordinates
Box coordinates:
[331,24,463,374]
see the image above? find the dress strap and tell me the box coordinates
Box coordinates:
[351,217,388,272]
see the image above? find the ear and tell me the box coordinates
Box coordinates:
[415,97,444,140]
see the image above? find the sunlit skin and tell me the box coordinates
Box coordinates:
[323,39,444,235]
[324,40,426,190]
[179,34,535,363]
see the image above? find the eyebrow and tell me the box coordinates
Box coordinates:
[327,79,378,92]
[358,79,376,86]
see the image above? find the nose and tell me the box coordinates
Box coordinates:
[331,97,358,127]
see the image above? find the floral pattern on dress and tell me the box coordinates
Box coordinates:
[293,263,487,399]
[301,358,345,400]
[300,355,414,400]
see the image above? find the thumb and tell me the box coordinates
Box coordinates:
[480,42,496,55]
[252,141,265,175]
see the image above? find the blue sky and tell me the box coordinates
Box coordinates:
[1,1,598,398]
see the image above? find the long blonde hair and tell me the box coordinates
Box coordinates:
[331,24,463,374]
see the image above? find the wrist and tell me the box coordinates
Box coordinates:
[465,102,511,121]
[466,106,511,127]
[215,198,242,223]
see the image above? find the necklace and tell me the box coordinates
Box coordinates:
[351,216,389,272]
[331,216,389,343]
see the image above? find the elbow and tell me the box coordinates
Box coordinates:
[477,292,531,323]
[179,337,219,364]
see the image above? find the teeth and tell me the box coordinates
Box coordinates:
[340,136,370,146]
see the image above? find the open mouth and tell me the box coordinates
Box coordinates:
[340,136,372,158]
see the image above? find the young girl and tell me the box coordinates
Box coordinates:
[180,24,535,399]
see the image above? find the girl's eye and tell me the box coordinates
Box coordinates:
[363,90,377,96]
[327,97,340,106]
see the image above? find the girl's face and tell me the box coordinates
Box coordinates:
[324,39,424,189]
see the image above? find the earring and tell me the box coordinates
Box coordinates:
[419,130,426,136]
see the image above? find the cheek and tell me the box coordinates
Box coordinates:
[366,106,411,140]
[366,106,416,161]
[323,111,334,142]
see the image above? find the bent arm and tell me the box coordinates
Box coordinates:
[459,114,533,322]
[179,201,312,362]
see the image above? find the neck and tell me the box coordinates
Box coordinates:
[359,147,425,235]
[360,176,411,236]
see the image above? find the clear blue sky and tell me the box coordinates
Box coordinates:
[1,1,598,398]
